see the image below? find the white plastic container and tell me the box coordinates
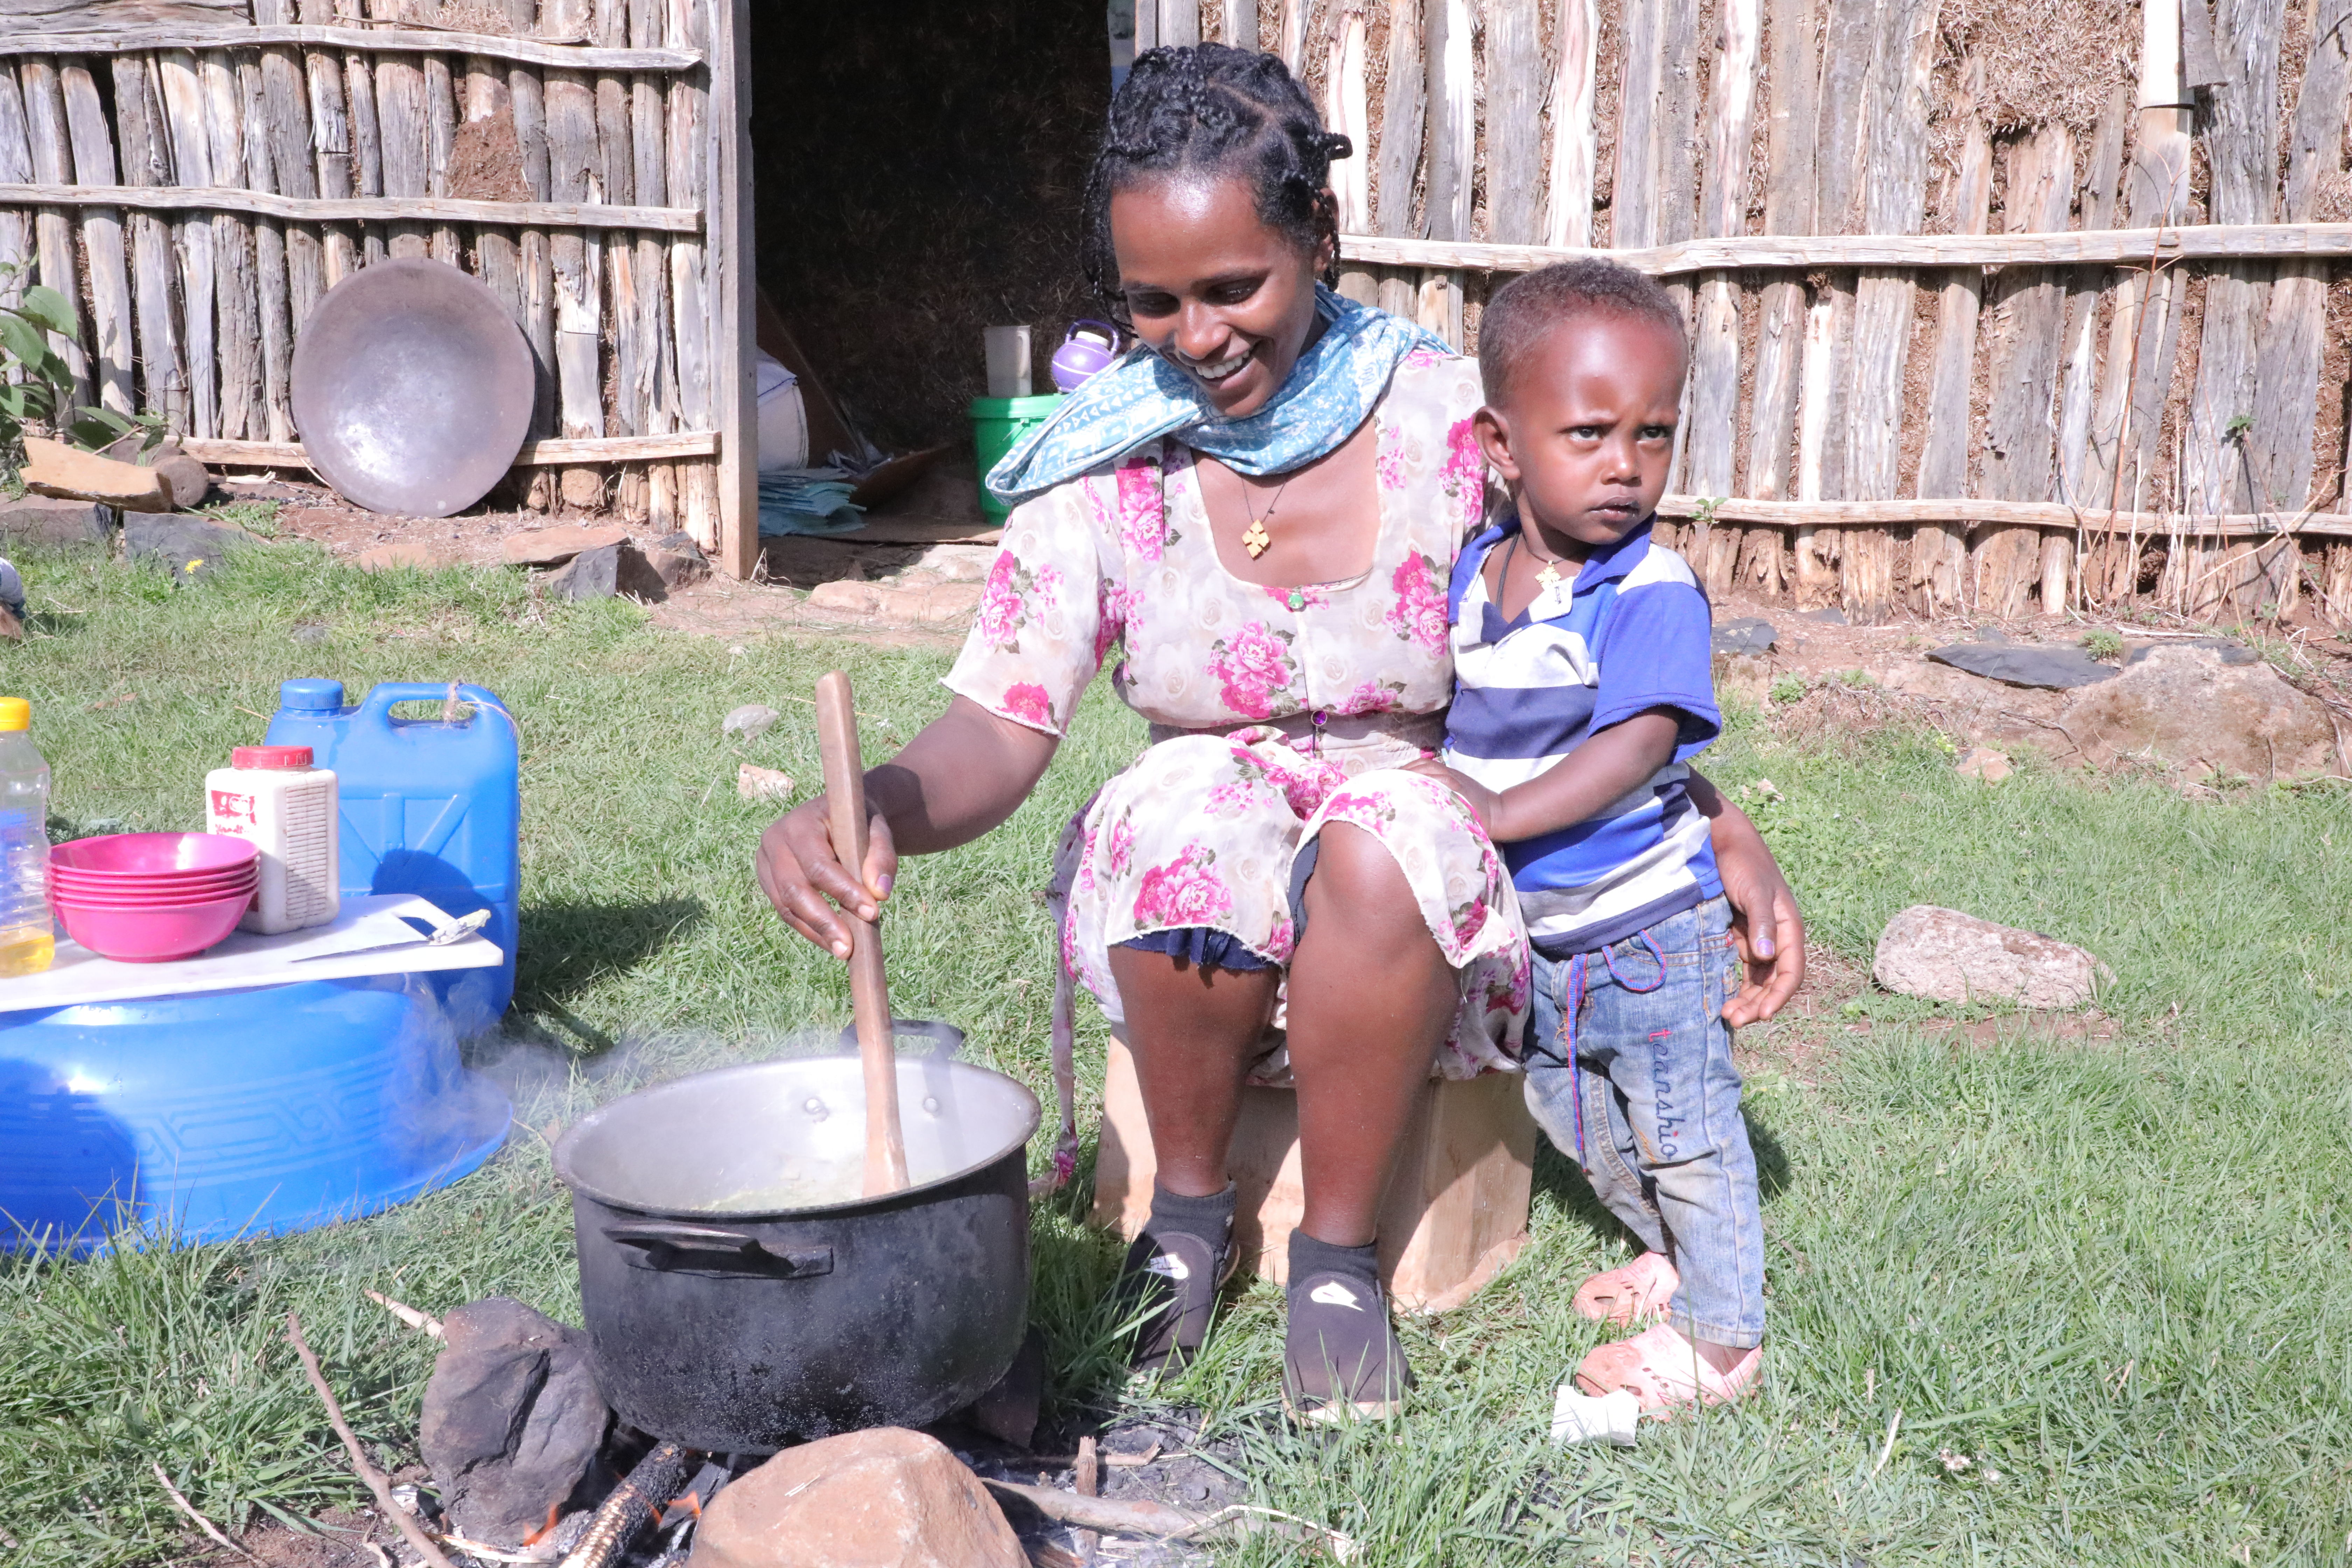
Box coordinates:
[0,696,53,976]
[206,745,339,935]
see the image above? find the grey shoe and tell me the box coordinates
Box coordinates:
[1113,1223,1232,1372]
[1281,1268,1411,1423]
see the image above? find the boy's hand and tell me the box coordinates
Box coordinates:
[1718,851,1804,1027]
[1404,757,1504,837]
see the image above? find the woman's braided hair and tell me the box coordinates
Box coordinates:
[1082,43,1352,320]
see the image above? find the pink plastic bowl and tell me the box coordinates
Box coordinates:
[49,880,255,910]
[53,889,253,962]
[52,864,257,894]
[52,833,260,878]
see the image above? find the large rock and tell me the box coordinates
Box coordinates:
[688,1429,1024,1568]
[1927,640,2117,690]
[1873,906,2105,1009]
[124,516,255,580]
[419,1297,610,1548]
[2059,644,2334,780]
[543,542,620,601]
[502,522,632,567]
[1712,616,1778,656]
[19,436,172,511]
[0,494,114,546]
[645,531,711,589]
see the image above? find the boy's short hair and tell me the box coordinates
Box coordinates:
[1478,259,1688,405]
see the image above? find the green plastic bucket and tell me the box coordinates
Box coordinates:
[969,392,1064,525]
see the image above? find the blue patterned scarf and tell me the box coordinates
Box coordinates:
[985,285,1448,504]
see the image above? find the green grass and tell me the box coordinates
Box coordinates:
[5,537,2352,1565]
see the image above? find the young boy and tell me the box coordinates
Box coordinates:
[1440,259,1765,1409]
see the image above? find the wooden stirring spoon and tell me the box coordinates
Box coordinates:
[814,669,910,1195]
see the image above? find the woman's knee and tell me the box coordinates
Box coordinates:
[1301,821,1418,931]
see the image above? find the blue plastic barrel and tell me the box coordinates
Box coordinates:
[268,680,520,1038]
[0,975,511,1252]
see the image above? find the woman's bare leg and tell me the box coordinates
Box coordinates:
[1106,949,1280,1197]
[1286,822,1457,1246]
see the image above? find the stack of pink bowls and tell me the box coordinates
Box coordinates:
[50,833,261,962]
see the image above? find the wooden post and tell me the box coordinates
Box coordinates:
[1484,0,1541,244]
[199,50,261,439]
[56,58,136,414]
[1912,52,1989,616]
[0,66,34,313]
[1738,0,1818,599]
[2088,0,2193,607]
[1277,0,1305,74]
[156,50,218,438]
[293,0,354,286]
[1685,0,1758,595]
[1422,0,1471,343]
[336,0,384,268]
[1974,124,2076,620]
[543,16,606,510]
[1222,0,1259,49]
[250,0,323,339]
[712,0,756,578]
[1612,0,1662,251]
[14,59,91,404]
[667,0,715,550]
[509,49,559,510]
[1325,0,1370,234]
[1838,0,1940,621]
[2047,84,2129,611]
[424,54,462,265]
[1793,288,1839,606]
[630,0,677,531]
[2245,0,2350,612]
[593,0,648,522]
[2180,0,2286,618]
[1542,0,1597,248]
[109,53,191,430]
[236,49,297,440]
[1374,0,1423,241]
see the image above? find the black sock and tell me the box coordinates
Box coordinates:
[1148,1182,1236,1245]
[1288,1230,1380,1293]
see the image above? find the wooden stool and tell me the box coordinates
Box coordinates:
[1090,1031,1537,1314]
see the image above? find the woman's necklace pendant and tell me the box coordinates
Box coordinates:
[1242,518,1272,558]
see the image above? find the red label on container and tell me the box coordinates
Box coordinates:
[210,789,258,830]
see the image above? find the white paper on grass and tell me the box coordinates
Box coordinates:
[1551,1385,1642,1446]
[1,894,503,1014]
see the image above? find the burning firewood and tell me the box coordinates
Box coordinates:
[555,1441,691,1568]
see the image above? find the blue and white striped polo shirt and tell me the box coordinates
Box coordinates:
[1442,517,1722,959]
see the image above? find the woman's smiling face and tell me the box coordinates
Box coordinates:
[1108,174,1331,418]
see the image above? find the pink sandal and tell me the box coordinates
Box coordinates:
[1573,1322,1762,1413]
[1570,1252,1680,1327]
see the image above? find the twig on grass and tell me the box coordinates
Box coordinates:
[363,1289,445,1339]
[151,1461,258,1562]
[284,1311,462,1568]
[980,1477,1357,1560]
[1871,1407,1904,1478]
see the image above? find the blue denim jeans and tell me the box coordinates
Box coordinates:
[1522,894,1765,1348]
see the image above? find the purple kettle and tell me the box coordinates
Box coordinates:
[1049,321,1121,392]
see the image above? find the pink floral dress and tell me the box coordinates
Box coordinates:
[946,351,1530,1085]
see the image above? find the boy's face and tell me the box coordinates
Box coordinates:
[1474,312,1686,552]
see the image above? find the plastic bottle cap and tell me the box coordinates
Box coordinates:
[279,678,346,712]
[0,698,27,732]
[233,745,314,769]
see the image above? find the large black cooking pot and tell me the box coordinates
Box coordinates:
[552,1023,1037,1453]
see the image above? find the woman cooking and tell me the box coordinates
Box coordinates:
[757,43,1803,1424]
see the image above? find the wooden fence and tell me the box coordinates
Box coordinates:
[1146,0,2352,626]
[0,0,757,576]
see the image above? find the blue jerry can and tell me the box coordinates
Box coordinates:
[268,680,520,1037]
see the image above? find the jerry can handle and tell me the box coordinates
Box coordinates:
[355,681,512,731]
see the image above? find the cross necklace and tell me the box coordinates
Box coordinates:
[1504,531,1568,595]
[1238,471,1295,560]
